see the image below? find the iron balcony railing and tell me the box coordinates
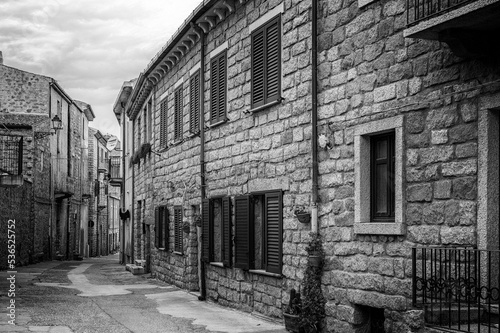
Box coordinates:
[412,247,500,332]
[0,135,23,175]
[407,0,475,26]
[108,156,121,180]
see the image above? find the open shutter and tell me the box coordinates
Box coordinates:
[234,195,253,269]
[174,206,183,253]
[265,191,282,274]
[201,199,213,262]
[160,99,168,147]
[155,207,160,248]
[210,56,219,124]
[189,71,200,135]
[174,87,183,141]
[218,53,226,122]
[222,197,232,267]
[162,206,169,249]
[251,28,265,108]
[265,17,281,104]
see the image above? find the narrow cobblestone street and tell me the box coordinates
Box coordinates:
[0,255,288,333]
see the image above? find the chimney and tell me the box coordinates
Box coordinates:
[0,51,3,65]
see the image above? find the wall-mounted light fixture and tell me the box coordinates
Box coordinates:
[34,115,64,139]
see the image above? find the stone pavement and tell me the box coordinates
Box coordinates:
[0,254,289,333]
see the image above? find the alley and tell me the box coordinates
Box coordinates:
[0,255,288,333]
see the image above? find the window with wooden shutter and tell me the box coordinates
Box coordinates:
[234,195,253,269]
[201,199,213,262]
[160,99,168,148]
[210,51,227,125]
[155,207,160,248]
[159,206,169,249]
[222,197,232,267]
[189,71,200,135]
[264,192,282,274]
[251,15,281,109]
[174,87,183,142]
[174,206,183,253]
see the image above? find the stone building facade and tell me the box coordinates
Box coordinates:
[0,57,95,266]
[120,0,500,332]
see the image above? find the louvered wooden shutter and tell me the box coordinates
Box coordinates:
[174,87,183,141]
[201,199,213,262]
[234,195,253,269]
[264,191,282,274]
[162,206,169,249]
[251,15,281,109]
[222,197,232,267]
[155,207,160,248]
[189,71,200,135]
[210,51,226,124]
[174,206,183,253]
[160,99,168,148]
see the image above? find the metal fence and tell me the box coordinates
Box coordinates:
[407,0,475,26]
[412,247,500,332]
[0,135,23,175]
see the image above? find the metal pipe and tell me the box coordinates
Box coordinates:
[199,30,207,301]
[311,0,319,234]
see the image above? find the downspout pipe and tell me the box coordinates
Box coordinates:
[199,30,207,301]
[311,0,319,234]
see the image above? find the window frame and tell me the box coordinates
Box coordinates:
[354,115,405,235]
[209,50,227,126]
[250,14,282,111]
[370,132,395,222]
[155,205,169,250]
[159,98,168,148]
[202,197,232,267]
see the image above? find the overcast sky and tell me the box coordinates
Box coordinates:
[1,0,202,138]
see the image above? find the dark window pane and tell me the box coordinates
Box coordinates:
[376,164,388,214]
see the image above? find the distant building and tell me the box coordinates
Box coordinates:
[0,53,94,266]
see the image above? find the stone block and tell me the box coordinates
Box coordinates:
[373,83,396,102]
[419,146,454,165]
[442,160,477,177]
[406,112,426,134]
[368,257,394,276]
[440,226,476,245]
[346,290,407,311]
[427,106,458,129]
[407,183,432,202]
[455,142,477,158]
[431,129,448,144]
[423,201,445,225]
[406,203,423,225]
[448,123,477,144]
[459,101,478,122]
[407,225,440,244]
[434,180,452,199]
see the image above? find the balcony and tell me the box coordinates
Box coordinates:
[412,247,499,332]
[405,0,500,57]
[54,176,75,199]
[108,156,122,186]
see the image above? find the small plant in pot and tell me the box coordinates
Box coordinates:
[300,232,326,333]
[294,208,311,224]
[284,288,304,333]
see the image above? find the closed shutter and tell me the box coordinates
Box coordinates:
[155,207,160,248]
[234,195,253,269]
[222,197,232,267]
[174,206,183,253]
[189,71,200,135]
[210,51,226,124]
[160,99,168,148]
[201,199,213,262]
[161,206,169,249]
[251,15,281,109]
[174,87,183,141]
[264,192,282,274]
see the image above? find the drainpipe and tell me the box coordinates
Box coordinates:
[199,29,207,301]
[131,120,135,263]
[311,0,319,234]
[120,106,126,264]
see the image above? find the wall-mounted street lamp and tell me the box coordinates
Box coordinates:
[34,115,63,139]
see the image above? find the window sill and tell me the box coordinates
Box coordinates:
[353,222,405,235]
[248,269,282,278]
[170,140,183,147]
[187,131,200,138]
[208,119,228,128]
[157,248,166,251]
[173,251,183,256]
[209,262,224,268]
[249,98,282,114]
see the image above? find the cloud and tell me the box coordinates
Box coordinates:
[1,0,202,137]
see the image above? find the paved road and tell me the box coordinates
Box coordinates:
[0,255,288,333]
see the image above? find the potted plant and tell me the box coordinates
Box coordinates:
[300,233,326,333]
[294,209,311,224]
[284,288,304,333]
[140,142,151,158]
[182,221,190,233]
